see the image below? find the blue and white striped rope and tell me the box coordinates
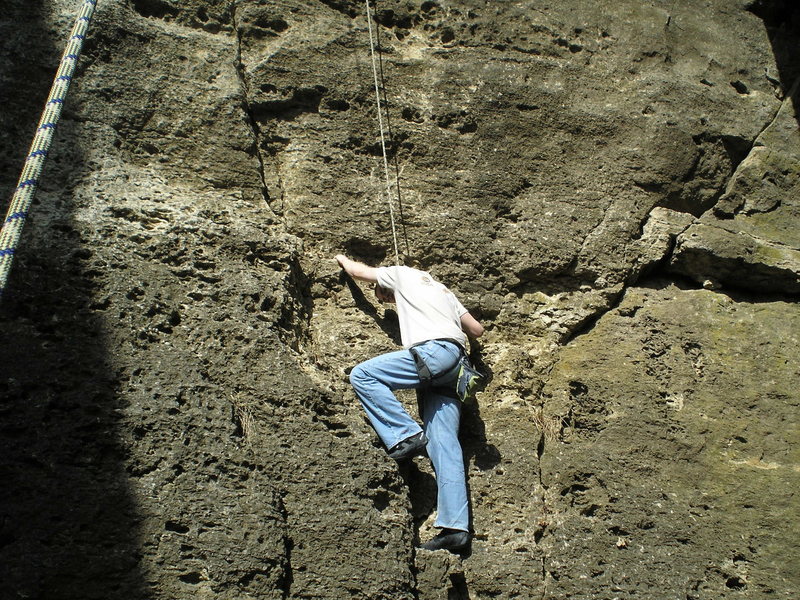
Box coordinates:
[0,0,97,299]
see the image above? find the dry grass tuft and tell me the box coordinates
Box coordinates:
[531,408,565,442]
[230,392,258,443]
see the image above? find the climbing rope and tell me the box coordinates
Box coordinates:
[371,3,411,261]
[0,0,97,299]
[365,0,403,266]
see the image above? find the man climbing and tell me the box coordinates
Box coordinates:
[334,254,485,552]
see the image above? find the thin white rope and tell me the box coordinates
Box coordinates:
[365,0,400,266]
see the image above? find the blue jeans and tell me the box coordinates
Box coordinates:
[349,340,469,531]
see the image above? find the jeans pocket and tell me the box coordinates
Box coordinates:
[417,341,461,381]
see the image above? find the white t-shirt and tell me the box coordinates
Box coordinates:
[375,265,468,349]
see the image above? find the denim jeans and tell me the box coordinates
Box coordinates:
[349,340,469,531]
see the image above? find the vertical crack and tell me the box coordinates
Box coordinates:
[529,353,564,600]
[231,1,284,215]
[280,530,294,598]
[535,417,550,599]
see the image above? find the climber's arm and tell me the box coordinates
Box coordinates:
[460,312,485,339]
[335,254,379,283]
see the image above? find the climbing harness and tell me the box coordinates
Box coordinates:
[0,0,97,300]
[364,0,409,265]
[409,338,485,403]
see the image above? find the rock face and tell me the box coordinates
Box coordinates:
[0,1,797,598]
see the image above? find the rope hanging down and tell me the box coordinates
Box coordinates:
[365,0,408,266]
[0,0,98,299]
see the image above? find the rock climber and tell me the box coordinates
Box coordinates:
[334,254,485,552]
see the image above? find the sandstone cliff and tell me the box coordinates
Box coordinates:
[1,1,798,598]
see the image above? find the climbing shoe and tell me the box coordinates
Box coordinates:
[387,432,428,460]
[420,528,471,552]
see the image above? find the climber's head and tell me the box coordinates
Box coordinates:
[374,284,395,304]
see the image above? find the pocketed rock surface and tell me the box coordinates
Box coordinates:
[0,1,797,598]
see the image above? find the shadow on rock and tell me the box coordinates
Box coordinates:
[0,2,150,597]
[462,342,501,473]
[748,0,800,124]
[341,271,402,345]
